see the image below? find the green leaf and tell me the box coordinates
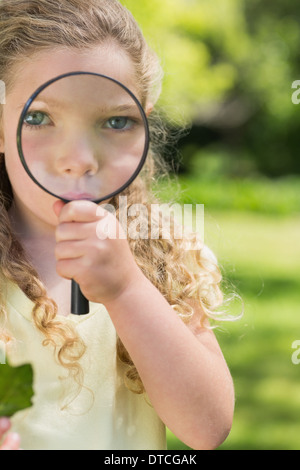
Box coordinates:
[0,361,34,417]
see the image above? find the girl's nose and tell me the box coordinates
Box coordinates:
[55,136,99,177]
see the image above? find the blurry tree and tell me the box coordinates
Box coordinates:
[122,0,300,177]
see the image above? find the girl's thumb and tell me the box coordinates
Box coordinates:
[53,200,66,218]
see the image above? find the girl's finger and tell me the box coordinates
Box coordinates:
[55,240,86,260]
[55,221,96,242]
[0,432,21,450]
[55,200,103,224]
[56,258,84,281]
[0,418,11,437]
[53,199,66,218]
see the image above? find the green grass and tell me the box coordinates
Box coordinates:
[155,175,300,216]
[167,206,300,450]
[210,209,300,450]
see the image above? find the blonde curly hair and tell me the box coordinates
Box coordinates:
[0,0,225,394]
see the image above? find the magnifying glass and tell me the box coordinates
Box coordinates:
[17,72,150,315]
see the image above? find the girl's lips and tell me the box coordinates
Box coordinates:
[60,192,95,201]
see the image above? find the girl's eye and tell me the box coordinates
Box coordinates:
[104,116,134,131]
[24,111,51,128]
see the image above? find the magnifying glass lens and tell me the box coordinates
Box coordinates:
[18,73,149,203]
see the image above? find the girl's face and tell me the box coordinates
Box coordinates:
[0,45,146,233]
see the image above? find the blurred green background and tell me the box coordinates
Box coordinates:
[122,0,300,450]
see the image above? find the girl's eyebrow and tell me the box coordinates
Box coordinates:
[21,98,65,111]
[104,104,140,114]
[17,100,140,114]
[16,99,64,111]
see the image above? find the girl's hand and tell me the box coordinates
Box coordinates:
[0,418,21,450]
[53,200,144,305]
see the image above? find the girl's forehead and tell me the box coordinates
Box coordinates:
[10,45,139,101]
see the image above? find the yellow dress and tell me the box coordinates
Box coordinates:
[2,281,166,450]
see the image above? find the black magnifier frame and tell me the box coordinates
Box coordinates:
[16,71,150,204]
[16,71,150,315]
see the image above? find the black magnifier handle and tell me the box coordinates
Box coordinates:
[71,280,89,315]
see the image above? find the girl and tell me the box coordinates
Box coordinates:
[0,0,234,450]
